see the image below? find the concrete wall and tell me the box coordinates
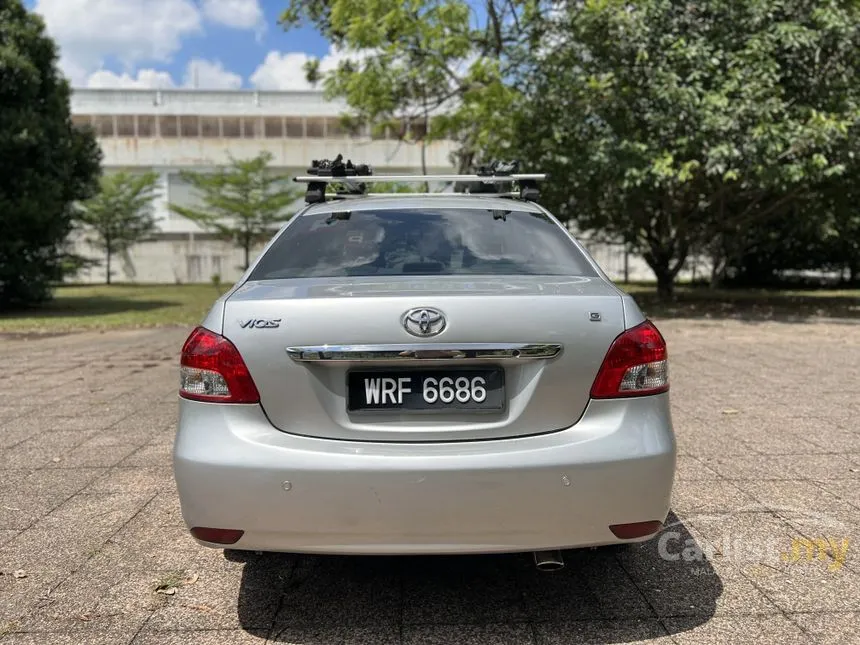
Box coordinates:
[98,137,456,173]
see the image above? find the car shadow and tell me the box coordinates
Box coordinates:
[0,295,174,320]
[231,512,723,643]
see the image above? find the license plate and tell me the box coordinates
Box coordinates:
[348,368,505,412]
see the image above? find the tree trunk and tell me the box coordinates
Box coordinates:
[655,270,675,301]
[105,247,111,285]
[243,244,250,271]
[420,99,429,193]
[643,238,689,303]
[708,235,725,290]
[709,262,724,290]
[421,138,428,193]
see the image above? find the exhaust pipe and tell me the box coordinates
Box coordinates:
[533,550,564,571]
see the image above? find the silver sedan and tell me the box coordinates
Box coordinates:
[173,194,675,567]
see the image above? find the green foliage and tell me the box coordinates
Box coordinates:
[288,0,860,295]
[0,0,102,309]
[169,153,300,269]
[280,0,539,171]
[513,0,860,297]
[77,172,160,284]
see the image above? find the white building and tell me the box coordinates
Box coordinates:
[69,88,458,284]
[69,88,668,284]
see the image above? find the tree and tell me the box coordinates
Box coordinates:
[513,0,860,298]
[280,0,544,173]
[0,0,102,309]
[818,156,860,284]
[76,172,160,284]
[169,153,300,270]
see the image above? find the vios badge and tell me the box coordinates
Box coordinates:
[402,308,446,337]
[239,318,281,329]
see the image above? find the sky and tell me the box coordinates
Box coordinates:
[25,0,347,91]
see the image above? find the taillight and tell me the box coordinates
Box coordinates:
[590,320,668,398]
[180,327,260,403]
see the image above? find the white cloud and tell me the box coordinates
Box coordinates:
[201,0,264,31]
[86,69,176,89]
[183,58,243,89]
[85,59,243,90]
[249,47,357,91]
[35,0,202,85]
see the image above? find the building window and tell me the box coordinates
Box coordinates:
[370,123,389,140]
[409,117,428,141]
[326,117,347,138]
[264,117,284,138]
[349,122,370,139]
[187,255,203,282]
[243,117,262,139]
[137,115,156,137]
[92,115,115,137]
[200,116,220,138]
[180,116,199,138]
[222,117,241,138]
[159,115,179,138]
[285,117,304,138]
[115,115,135,137]
[305,117,325,138]
[71,115,93,130]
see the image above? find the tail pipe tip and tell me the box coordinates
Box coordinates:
[533,550,564,572]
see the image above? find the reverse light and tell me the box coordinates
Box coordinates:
[180,327,260,403]
[590,320,669,398]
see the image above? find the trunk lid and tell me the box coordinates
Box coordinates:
[223,275,625,442]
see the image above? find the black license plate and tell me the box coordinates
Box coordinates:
[348,368,505,412]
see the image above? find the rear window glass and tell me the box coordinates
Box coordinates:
[250,208,596,280]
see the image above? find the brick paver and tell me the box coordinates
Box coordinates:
[0,320,858,644]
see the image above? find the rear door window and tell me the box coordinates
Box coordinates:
[250,208,597,279]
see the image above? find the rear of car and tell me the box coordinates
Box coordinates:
[173,196,675,554]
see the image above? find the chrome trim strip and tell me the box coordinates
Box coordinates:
[286,343,563,363]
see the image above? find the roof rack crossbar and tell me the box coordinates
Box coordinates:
[298,157,546,203]
[294,174,547,184]
[323,191,525,200]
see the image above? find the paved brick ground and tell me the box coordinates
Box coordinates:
[0,319,858,644]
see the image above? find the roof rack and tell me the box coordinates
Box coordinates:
[295,156,546,204]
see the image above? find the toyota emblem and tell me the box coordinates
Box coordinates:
[402,307,446,337]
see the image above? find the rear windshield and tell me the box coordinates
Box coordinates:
[249,208,597,280]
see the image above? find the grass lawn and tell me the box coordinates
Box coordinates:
[0,283,227,334]
[622,283,860,321]
[0,282,858,335]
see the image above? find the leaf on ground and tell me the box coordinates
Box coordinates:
[183,603,214,613]
[721,408,740,415]
[153,570,198,596]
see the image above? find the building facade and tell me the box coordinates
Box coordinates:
[69,88,672,284]
[68,88,458,284]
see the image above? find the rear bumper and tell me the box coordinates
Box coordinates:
[173,395,676,554]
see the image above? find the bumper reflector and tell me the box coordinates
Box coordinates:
[190,527,244,544]
[609,520,663,539]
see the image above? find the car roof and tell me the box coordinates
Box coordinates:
[299,194,547,216]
